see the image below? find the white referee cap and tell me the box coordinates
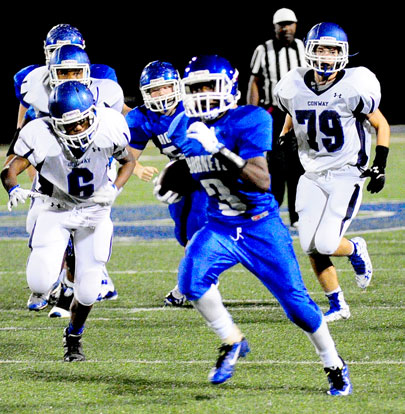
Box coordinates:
[273,8,297,24]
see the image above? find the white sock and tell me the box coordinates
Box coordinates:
[326,286,342,296]
[193,284,242,343]
[170,285,184,299]
[305,318,343,368]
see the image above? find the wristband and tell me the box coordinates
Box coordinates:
[373,145,389,168]
[8,184,20,194]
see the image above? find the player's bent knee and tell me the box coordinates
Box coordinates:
[26,248,61,294]
[74,267,103,306]
[284,299,323,333]
[314,241,339,256]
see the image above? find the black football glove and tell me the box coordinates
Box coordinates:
[360,145,389,194]
[277,129,298,153]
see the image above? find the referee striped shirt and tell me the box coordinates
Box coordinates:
[250,38,306,108]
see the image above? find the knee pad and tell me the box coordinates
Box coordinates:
[26,247,62,294]
[74,267,103,306]
[313,236,340,256]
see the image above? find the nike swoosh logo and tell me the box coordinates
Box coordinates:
[228,343,241,366]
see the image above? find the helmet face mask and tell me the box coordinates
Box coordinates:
[49,45,91,88]
[44,24,86,64]
[181,55,240,121]
[305,23,349,77]
[49,81,98,157]
[140,61,181,113]
[52,107,98,152]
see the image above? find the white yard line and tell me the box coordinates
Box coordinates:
[0,359,402,365]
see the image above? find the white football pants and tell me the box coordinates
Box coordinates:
[26,205,113,306]
[296,165,365,255]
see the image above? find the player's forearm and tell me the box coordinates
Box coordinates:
[246,76,260,105]
[368,109,390,148]
[115,162,136,189]
[1,157,30,192]
[240,157,270,191]
[280,114,293,136]
[1,165,19,192]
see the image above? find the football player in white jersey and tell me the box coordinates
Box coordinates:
[1,81,135,361]
[8,44,125,316]
[274,22,390,322]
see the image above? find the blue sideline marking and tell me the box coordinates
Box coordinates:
[0,202,404,239]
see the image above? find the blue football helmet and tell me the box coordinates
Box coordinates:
[48,81,98,153]
[304,22,349,77]
[44,24,85,64]
[48,45,91,88]
[139,61,181,112]
[181,55,240,120]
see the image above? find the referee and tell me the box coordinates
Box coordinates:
[247,8,305,228]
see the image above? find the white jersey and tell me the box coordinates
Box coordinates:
[20,66,124,116]
[14,107,130,208]
[274,66,381,173]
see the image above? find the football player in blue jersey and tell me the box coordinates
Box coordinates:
[126,60,208,306]
[155,54,352,395]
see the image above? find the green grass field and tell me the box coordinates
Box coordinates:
[0,137,404,414]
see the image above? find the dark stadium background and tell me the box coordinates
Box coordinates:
[1,4,401,146]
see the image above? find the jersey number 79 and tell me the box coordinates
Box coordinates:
[295,109,344,153]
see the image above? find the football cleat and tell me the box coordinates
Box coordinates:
[27,292,48,311]
[97,271,118,302]
[49,306,71,318]
[97,289,118,302]
[324,291,351,322]
[324,358,353,396]
[164,286,187,307]
[48,282,62,305]
[209,338,250,385]
[63,327,85,362]
[48,284,74,318]
[349,237,373,289]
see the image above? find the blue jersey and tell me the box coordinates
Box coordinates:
[174,105,323,333]
[126,103,185,160]
[126,102,207,246]
[169,105,279,225]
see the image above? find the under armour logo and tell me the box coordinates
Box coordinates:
[230,227,244,241]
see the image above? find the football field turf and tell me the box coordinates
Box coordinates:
[0,138,404,414]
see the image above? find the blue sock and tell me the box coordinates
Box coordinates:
[67,322,84,336]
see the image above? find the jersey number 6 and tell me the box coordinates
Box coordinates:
[67,168,94,197]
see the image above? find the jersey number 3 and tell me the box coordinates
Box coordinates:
[296,109,344,152]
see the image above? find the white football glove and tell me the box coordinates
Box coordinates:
[92,183,120,206]
[7,185,32,211]
[153,179,182,205]
[186,122,224,154]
